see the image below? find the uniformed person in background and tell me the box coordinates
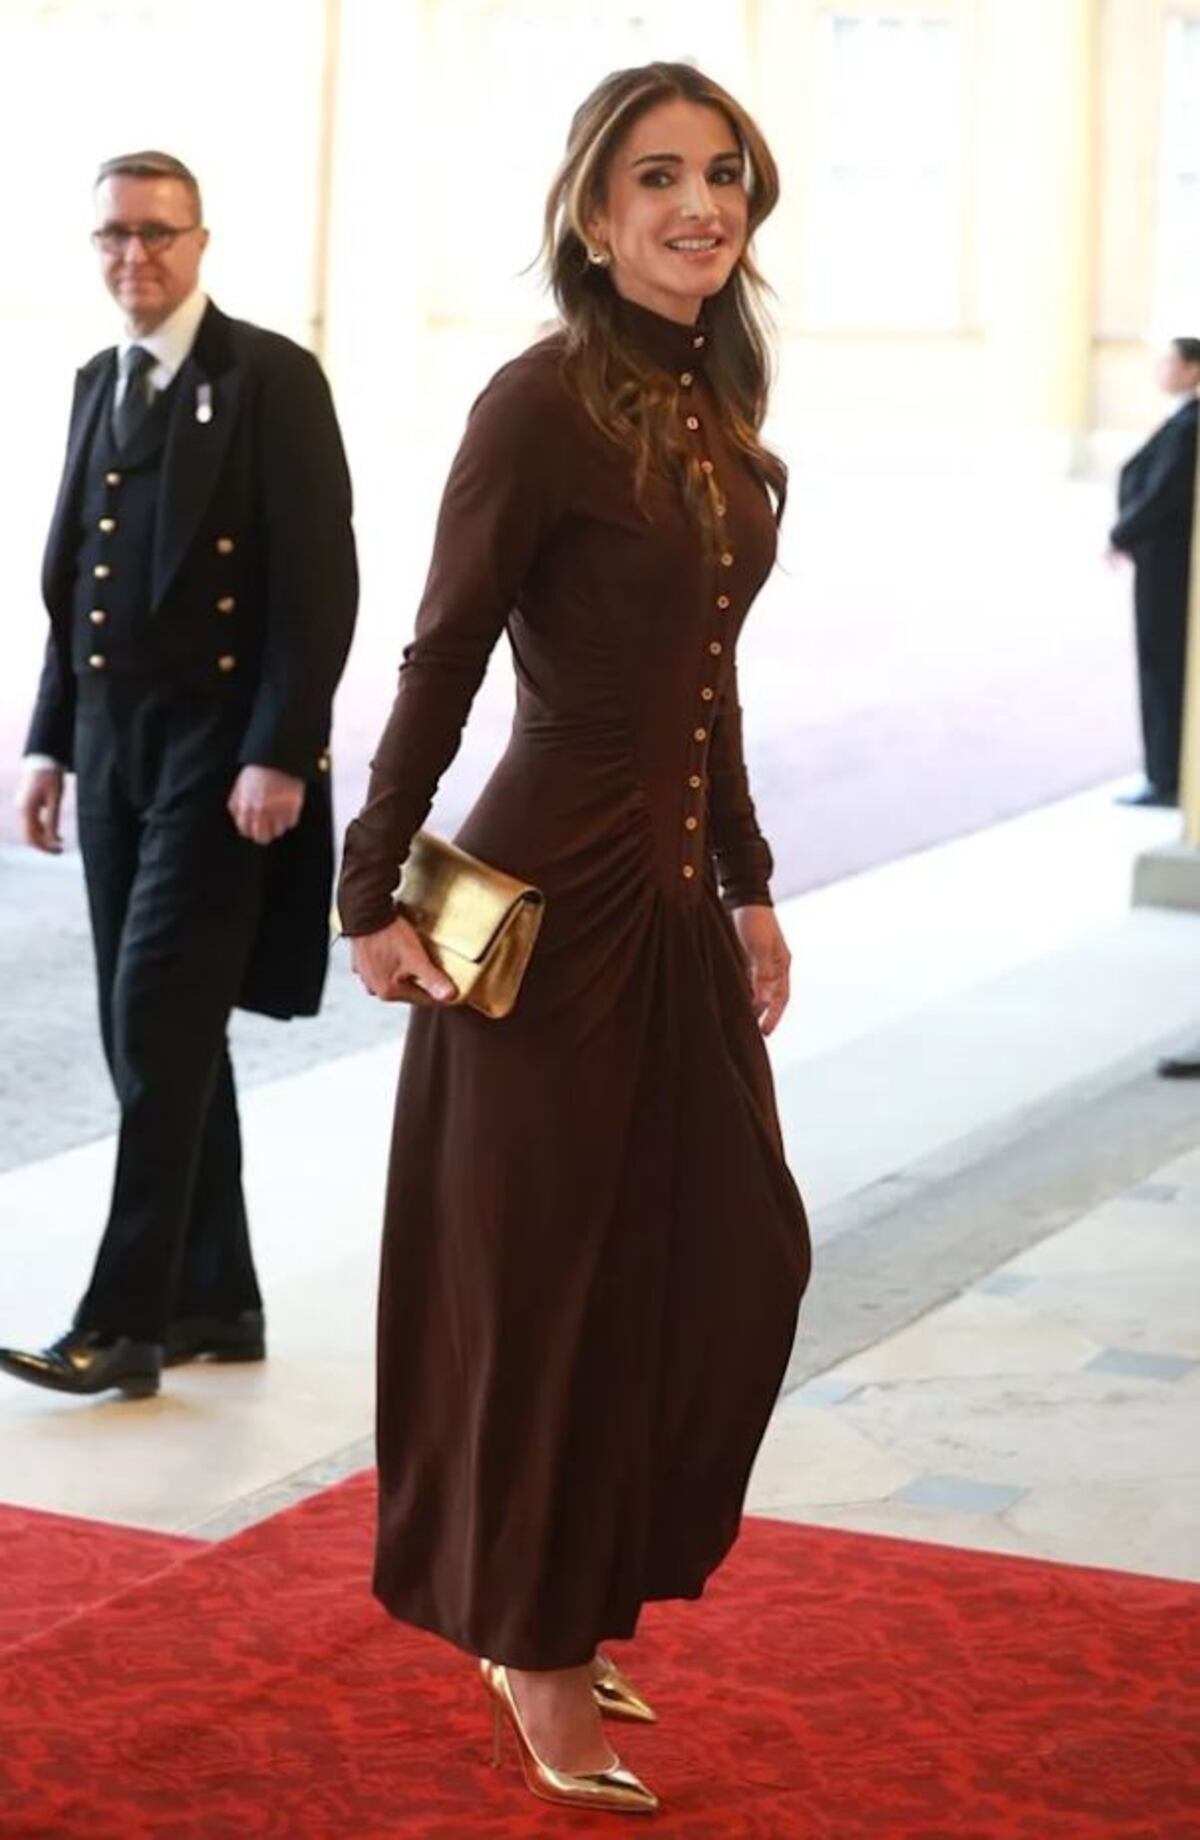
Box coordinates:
[1,151,358,1398]
[1108,335,1200,808]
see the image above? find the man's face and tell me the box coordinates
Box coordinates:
[93,174,208,333]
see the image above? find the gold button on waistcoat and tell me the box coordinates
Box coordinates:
[98,517,116,534]
[720,551,734,568]
[717,594,731,610]
[685,816,699,832]
[692,334,705,349]
[680,371,694,387]
[685,415,700,432]
[693,726,707,742]
[688,774,702,789]
[216,537,236,556]
[709,640,723,655]
[88,653,106,670]
[317,750,331,773]
[682,864,696,879]
[217,654,237,673]
[89,609,107,625]
[700,687,715,702]
[105,471,121,488]
[217,595,236,614]
[93,563,111,580]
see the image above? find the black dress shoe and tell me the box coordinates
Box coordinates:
[1158,1051,1200,1080]
[164,1309,266,1367]
[1114,784,1178,808]
[0,1329,161,1398]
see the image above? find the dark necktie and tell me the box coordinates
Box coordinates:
[112,345,155,449]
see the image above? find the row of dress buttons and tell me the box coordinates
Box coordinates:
[678,353,732,881]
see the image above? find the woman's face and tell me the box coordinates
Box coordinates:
[587,98,749,326]
[1157,346,1200,396]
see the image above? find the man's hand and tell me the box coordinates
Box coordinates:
[227,765,306,846]
[18,764,65,854]
[350,911,457,1004]
[1104,544,1129,572]
[733,904,791,1037]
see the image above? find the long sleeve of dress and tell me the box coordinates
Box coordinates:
[338,355,568,936]
[1111,415,1198,553]
[707,660,774,910]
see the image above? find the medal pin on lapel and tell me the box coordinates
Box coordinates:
[195,382,213,425]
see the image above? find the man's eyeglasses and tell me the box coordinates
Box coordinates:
[91,222,200,255]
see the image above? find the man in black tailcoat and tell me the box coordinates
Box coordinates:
[0,152,357,1398]
[1108,336,1200,808]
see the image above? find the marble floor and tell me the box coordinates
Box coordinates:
[0,785,1197,1594]
[748,1142,1200,1581]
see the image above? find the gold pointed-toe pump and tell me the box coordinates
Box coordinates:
[593,1651,658,1724]
[481,1659,660,1816]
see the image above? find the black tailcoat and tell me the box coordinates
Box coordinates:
[28,300,358,1015]
[1111,396,1198,793]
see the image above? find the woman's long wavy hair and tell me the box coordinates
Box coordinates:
[542,62,787,538]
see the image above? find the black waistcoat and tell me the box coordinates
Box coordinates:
[71,372,180,676]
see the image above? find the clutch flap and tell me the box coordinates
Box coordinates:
[396,830,543,966]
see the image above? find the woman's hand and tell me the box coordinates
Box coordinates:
[733,904,790,1036]
[349,912,457,1004]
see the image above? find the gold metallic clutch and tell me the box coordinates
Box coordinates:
[390,830,545,1020]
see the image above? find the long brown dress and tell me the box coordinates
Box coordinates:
[337,297,811,1670]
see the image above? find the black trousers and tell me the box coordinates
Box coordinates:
[73,676,269,1343]
[1134,562,1188,796]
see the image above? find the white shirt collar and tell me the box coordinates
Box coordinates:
[119,289,208,386]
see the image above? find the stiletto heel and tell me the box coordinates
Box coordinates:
[480,1659,659,1816]
[593,1651,657,1724]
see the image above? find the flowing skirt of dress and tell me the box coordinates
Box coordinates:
[372,762,811,1670]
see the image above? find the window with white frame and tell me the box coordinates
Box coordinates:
[803,10,966,330]
[1155,14,1200,333]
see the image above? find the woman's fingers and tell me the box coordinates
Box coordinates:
[732,905,791,1035]
[752,953,790,1036]
[351,919,456,1004]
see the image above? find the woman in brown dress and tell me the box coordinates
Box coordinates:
[338,61,811,1817]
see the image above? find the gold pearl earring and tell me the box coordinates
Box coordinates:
[587,246,610,268]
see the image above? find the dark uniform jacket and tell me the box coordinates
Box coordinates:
[28,300,358,1017]
[1112,396,1198,619]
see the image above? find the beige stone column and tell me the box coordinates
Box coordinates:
[314,0,425,547]
[1183,453,1200,850]
[976,0,1098,470]
[1133,435,1200,905]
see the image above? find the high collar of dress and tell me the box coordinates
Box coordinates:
[612,294,710,373]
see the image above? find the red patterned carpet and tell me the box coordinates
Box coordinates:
[0,1503,197,1654]
[0,1474,1197,1838]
